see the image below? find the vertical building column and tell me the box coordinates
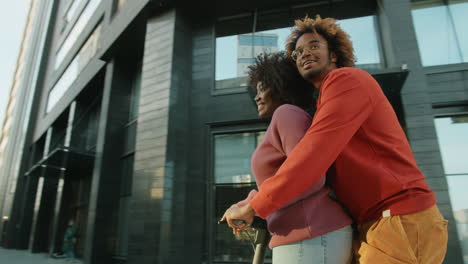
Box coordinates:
[83,60,132,264]
[16,171,40,249]
[158,9,193,264]
[377,0,463,262]
[127,7,196,263]
[128,8,195,264]
[127,10,176,264]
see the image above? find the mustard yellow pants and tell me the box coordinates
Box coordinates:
[354,205,448,264]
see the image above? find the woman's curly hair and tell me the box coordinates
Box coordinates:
[285,15,355,68]
[248,51,315,111]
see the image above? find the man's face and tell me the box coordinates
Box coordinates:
[294,32,337,84]
[254,82,281,118]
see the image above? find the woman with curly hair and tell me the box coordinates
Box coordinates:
[221,51,353,264]
[223,15,447,264]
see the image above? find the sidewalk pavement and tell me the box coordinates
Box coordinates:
[0,247,82,264]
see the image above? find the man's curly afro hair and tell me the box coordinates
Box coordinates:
[285,15,355,68]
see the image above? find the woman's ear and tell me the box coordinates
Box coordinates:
[330,52,337,63]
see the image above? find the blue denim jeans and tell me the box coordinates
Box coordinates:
[272,225,353,264]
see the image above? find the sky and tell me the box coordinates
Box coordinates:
[0,1,32,134]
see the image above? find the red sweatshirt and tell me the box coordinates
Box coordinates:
[249,67,436,222]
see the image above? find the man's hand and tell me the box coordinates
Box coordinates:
[219,203,256,234]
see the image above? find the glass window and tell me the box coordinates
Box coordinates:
[55,0,103,70]
[434,114,468,263]
[71,96,101,152]
[449,0,468,62]
[47,24,101,113]
[214,184,268,263]
[215,15,382,90]
[129,63,142,122]
[411,0,468,66]
[114,0,128,14]
[214,132,264,184]
[338,16,382,70]
[212,130,270,262]
[64,0,86,27]
[122,63,142,155]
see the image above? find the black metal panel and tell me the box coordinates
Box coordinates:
[372,70,409,128]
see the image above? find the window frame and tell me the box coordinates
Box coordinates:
[432,110,468,262]
[57,0,91,51]
[206,122,268,263]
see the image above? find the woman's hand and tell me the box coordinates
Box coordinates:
[220,203,256,234]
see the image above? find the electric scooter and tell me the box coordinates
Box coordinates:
[223,217,271,264]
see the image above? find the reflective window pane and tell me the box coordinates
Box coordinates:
[215,15,382,90]
[214,131,265,184]
[55,0,103,70]
[411,0,468,66]
[434,115,468,263]
[213,130,270,262]
[129,64,142,121]
[448,1,468,62]
[338,16,382,70]
[213,185,272,263]
[47,24,101,113]
[64,0,86,25]
[71,98,100,152]
[215,33,282,90]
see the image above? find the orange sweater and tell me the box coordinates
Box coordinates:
[250,67,435,222]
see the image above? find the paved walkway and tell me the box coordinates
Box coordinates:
[0,247,82,264]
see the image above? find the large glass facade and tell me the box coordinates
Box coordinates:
[63,0,86,30]
[215,15,382,90]
[55,0,103,70]
[212,131,269,263]
[47,24,102,113]
[411,0,468,66]
[434,115,468,264]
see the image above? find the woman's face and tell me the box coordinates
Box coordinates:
[254,82,282,118]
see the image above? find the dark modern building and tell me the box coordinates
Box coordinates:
[0,0,467,263]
